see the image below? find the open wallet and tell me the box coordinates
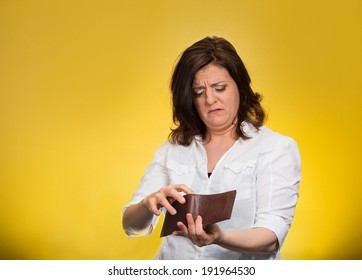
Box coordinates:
[160,190,236,237]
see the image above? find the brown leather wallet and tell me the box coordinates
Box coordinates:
[160,190,237,237]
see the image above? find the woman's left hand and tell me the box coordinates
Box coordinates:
[173,213,223,247]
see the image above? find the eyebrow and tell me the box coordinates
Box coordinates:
[192,81,226,88]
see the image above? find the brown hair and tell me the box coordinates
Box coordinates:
[169,36,266,146]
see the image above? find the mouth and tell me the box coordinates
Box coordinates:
[208,108,222,114]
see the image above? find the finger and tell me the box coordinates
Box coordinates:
[186,213,196,235]
[172,230,185,236]
[167,188,187,204]
[177,221,189,235]
[148,204,161,216]
[158,196,177,215]
[158,186,186,205]
[143,198,160,216]
[160,185,192,206]
[174,184,193,194]
[195,215,205,236]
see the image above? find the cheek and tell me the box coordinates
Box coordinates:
[225,93,239,114]
[233,98,240,113]
[231,92,240,113]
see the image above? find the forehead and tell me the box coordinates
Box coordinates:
[193,63,231,85]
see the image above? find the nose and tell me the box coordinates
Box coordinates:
[205,88,217,104]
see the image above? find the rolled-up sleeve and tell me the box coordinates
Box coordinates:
[253,136,301,247]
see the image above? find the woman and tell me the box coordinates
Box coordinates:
[122,36,301,260]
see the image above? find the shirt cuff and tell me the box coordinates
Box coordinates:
[253,214,290,248]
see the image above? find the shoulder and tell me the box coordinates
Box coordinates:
[257,127,301,165]
[243,123,299,154]
[259,126,296,143]
[153,138,199,159]
[156,139,198,151]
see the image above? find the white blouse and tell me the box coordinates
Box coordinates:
[123,123,301,259]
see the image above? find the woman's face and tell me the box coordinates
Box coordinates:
[192,63,240,134]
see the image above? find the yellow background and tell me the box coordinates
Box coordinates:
[1,0,361,259]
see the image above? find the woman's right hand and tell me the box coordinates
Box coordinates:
[142,184,193,216]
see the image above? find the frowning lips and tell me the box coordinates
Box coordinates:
[208,108,223,114]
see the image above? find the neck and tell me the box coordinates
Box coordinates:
[204,124,238,144]
[203,125,238,173]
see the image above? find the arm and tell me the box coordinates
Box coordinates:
[123,184,193,236]
[217,228,278,254]
[122,200,155,236]
[176,214,277,254]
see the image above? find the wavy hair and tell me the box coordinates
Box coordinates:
[169,36,266,146]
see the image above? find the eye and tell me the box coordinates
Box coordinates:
[193,88,205,97]
[215,85,226,92]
